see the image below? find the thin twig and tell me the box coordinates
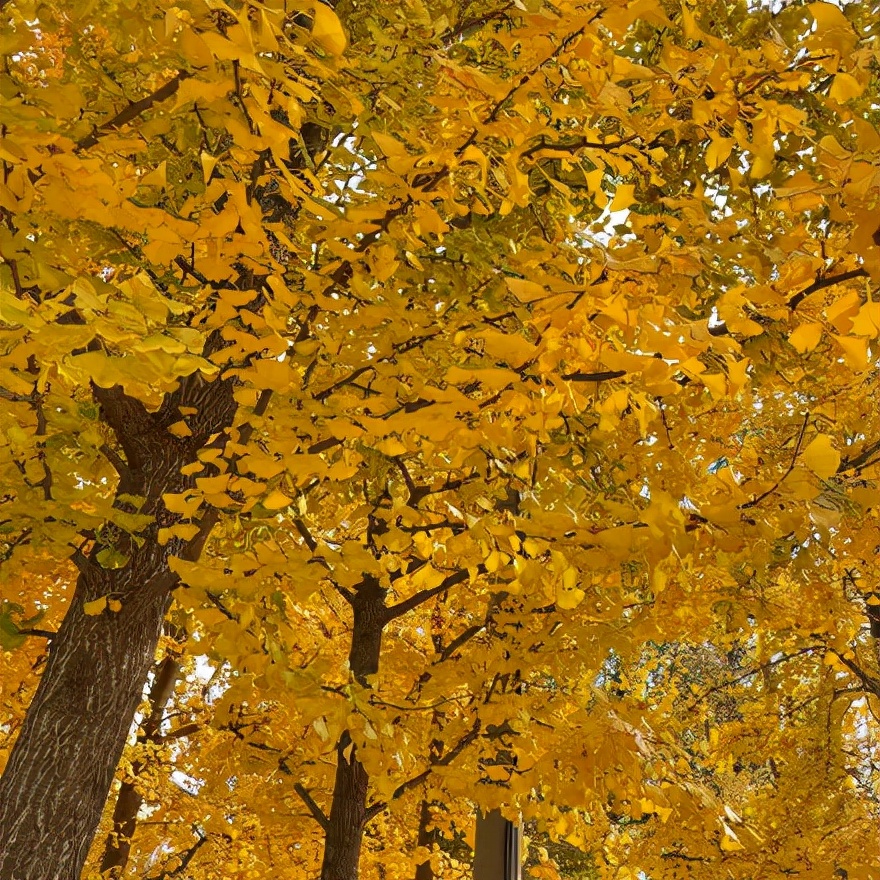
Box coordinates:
[739,412,810,509]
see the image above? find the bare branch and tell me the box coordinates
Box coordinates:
[439,622,486,662]
[364,720,481,819]
[16,628,56,641]
[839,436,880,475]
[145,829,207,880]
[562,369,627,383]
[76,71,192,152]
[831,650,880,699]
[314,366,374,401]
[690,645,823,705]
[293,518,318,552]
[99,443,130,479]
[323,576,354,604]
[739,412,810,509]
[520,132,640,161]
[293,783,330,832]
[788,268,869,310]
[384,568,474,622]
[159,723,201,743]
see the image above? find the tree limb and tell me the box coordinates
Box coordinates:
[384,568,474,622]
[293,783,330,832]
[562,369,627,383]
[76,71,192,151]
[364,720,481,819]
[788,268,869,310]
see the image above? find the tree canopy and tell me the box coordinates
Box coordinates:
[1,0,879,878]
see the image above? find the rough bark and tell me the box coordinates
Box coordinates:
[414,798,438,880]
[99,653,181,877]
[0,372,237,880]
[319,575,387,880]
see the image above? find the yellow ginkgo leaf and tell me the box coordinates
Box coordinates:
[788,323,823,353]
[505,277,546,302]
[803,434,840,480]
[829,72,864,103]
[851,302,880,338]
[312,4,347,55]
[705,136,734,171]
[200,151,218,184]
[263,489,292,511]
[83,596,108,616]
[832,334,869,370]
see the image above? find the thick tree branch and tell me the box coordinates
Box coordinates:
[788,268,869,310]
[384,568,474,622]
[99,444,131,480]
[294,783,331,832]
[832,650,880,699]
[76,72,192,151]
[439,622,486,661]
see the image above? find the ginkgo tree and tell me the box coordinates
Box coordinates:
[1,0,879,878]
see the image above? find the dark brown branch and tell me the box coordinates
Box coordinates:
[159,723,201,743]
[442,3,514,46]
[76,72,192,151]
[739,412,809,509]
[294,783,331,832]
[562,369,627,383]
[145,829,207,880]
[293,518,318,552]
[393,457,419,505]
[788,268,869,310]
[831,650,880,699]
[838,436,880,475]
[439,622,486,661]
[0,386,34,403]
[204,591,236,620]
[314,366,374,401]
[328,578,355,604]
[364,720,481,819]
[690,645,823,705]
[16,628,56,641]
[384,568,474,622]
[520,133,639,161]
[99,443,130,479]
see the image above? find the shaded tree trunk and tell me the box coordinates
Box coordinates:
[99,652,181,878]
[319,731,372,880]
[0,375,236,880]
[319,575,386,880]
[414,798,439,880]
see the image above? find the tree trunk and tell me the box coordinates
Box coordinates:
[99,653,181,877]
[319,731,371,880]
[0,375,236,880]
[319,575,387,880]
[414,798,438,880]
[0,569,173,880]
